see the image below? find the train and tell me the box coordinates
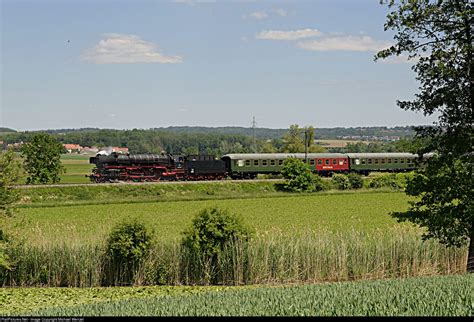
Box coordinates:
[87,151,430,183]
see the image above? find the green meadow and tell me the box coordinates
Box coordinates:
[60,154,94,184]
[12,191,410,246]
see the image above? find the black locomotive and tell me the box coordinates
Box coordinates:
[88,152,227,182]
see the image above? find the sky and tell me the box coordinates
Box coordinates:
[0,0,438,131]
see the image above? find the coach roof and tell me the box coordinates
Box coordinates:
[345,153,419,158]
[222,153,348,160]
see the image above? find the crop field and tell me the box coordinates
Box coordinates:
[2,275,471,316]
[11,191,411,246]
[60,154,94,184]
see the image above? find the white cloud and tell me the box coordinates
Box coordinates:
[256,28,323,41]
[81,34,183,64]
[273,8,287,17]
[297,35,391,52]
[246,11,268,20]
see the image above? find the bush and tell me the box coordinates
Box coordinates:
[182,207,253,284]
[347,173,363,189]
[104,219,153,285]
[0,229,13,271]
[280,158,316,192]
[331,174,350,190]
[312,174,327,192]
[368,174,403,190]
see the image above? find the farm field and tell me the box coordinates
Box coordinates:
[2,275,471,316]
[314,139,373,148]
[60,154,94,184]
[12,191,411,246]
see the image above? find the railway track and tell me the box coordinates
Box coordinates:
[14,179,285,189]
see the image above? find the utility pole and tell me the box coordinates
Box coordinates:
[251,116,257,153]
[304,129,308,164]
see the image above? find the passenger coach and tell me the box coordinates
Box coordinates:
[346,153,419,175]
[221,153,349,178]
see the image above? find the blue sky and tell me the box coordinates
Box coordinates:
[1,0,437,131]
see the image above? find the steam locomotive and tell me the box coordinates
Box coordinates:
[88,151,429,183]
[88,152,227,182]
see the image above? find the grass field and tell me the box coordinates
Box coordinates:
[3,275,471,316]
[11,191,411,246]
[60,154,93,184]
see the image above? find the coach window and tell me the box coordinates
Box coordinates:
[325,159,330,165]
[361,159,366,164]
[368,159,372,164]
[270,160,276,166]
[400,159,405,164]
[374,159,379,164]
[394,159,398,163]
[354,159,360,165]
[318,159,322,165]
[245,160,251,166]
[387,158,392,163]
[278,159,284,166]
[339,160,344,165]
[262,160,268,166]
[381,159,385,164]
[237,160,245,167]
[310,159,315,166]
[332,159,337,165]
[254,160,259,166]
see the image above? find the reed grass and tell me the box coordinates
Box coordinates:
[1,226,466,287]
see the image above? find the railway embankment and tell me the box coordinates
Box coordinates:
[14,179,404,208]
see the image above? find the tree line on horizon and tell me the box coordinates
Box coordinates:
[0,125,421,155]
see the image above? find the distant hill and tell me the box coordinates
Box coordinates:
[153,126,416,140]
[1,126,417,140]
[0,127,17,133]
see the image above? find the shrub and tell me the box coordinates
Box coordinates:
[182,207,253,284]
[368,174,403,190]
[0,229,13,271]
[280,158,316,192]
[312,174,327,192]
[331,174,351,190]
[347,173,363,189]
[104,219,153,285]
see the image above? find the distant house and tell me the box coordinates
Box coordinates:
[7,142,23,150]
[81,146,99,154]
[112,147,129,154]
[63,144,82,153]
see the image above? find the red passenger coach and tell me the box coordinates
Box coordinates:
[307,153,349,174]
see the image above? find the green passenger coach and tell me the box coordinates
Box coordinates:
[346,153,419,175]
[222,153,348,178]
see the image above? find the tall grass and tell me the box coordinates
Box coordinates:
[1,226,466,287]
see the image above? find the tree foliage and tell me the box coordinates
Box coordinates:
[280,158,318,192]
[182,207,252,259]
[20,133,65,184]
[0,150,22,216]
[181,207,252,284]
[376,0,473,270]
[105,219,153,285]
[281,125,305,153]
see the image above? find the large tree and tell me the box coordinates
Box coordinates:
[21,133,65,184]
[0,150,22,215]
[376,0,473,272]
